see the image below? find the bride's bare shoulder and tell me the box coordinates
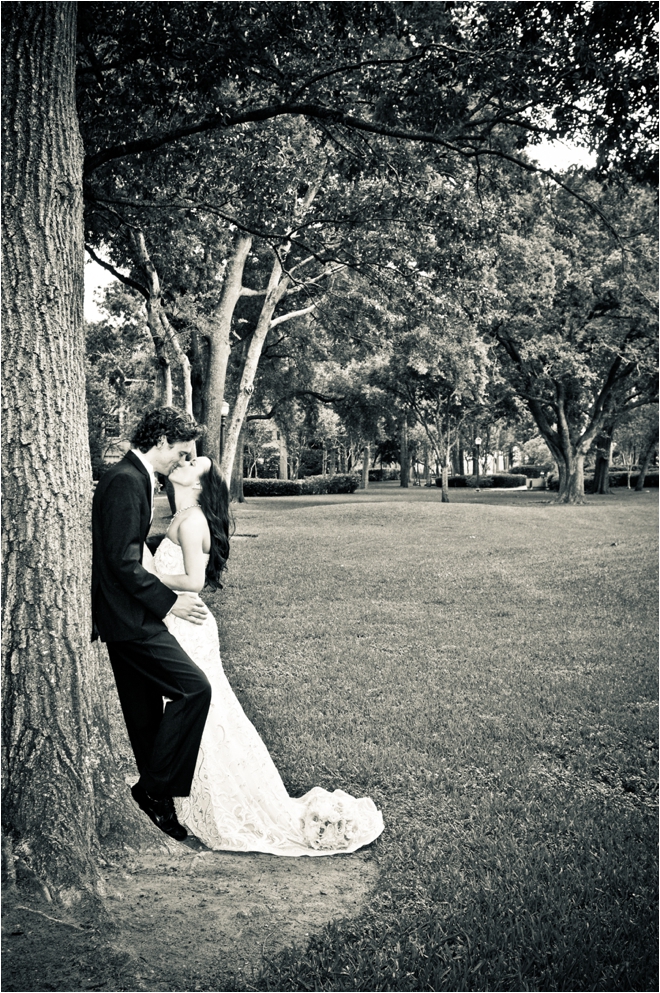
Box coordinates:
[177,508,211,547]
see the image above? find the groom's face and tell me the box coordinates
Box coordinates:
[152,437,196,476]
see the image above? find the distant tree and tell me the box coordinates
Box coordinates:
[634,420,659,491]
[612,407,659,489]
[489,177,658,503]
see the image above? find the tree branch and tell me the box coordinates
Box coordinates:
[270,303,317,329]
[84,244,148,299]
[247,389,345,420]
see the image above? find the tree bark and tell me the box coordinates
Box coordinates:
[399,417,409,488]
[203,233,252,460]
[220,254,290,481]
[423,445,431,486]
[159,360,173,406]
[554,452,586,503]
[361,444,370,489]
[635,425,659,491]
[230,419,246,502]
[1,1,146,901]
[278,425,289,480]
[593,422,615,494]
[441,465,450,503]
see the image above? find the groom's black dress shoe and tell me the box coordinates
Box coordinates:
[131,782,188,841]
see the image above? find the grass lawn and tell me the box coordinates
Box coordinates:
[205,487,658,992]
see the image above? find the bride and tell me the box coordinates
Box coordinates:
[144,454,384,856]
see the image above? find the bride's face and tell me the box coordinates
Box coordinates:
[169,456,212,489]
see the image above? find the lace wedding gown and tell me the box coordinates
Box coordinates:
[150,537,384,856]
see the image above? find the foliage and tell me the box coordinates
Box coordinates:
[85,285,161,476]
[79,4,659,495]
[465,474,493,489]
[482,1,658,183]
[487,174,658,502]
[244,421,281,479]
[518,435,555,468]
[612,406,659,470]
[360,468,400,482]
[77,2,658,184]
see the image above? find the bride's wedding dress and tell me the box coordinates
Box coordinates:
[149,537,384,856]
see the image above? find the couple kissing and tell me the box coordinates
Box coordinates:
[92,407,383,855]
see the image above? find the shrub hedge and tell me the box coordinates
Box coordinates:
[546,471,659,492]
[491,473,528,488]
[508,464,549,479]
[353,467,400,481]
[242,474,360,497]
[608,470,659,488]
[438,474,526,489]
[436,475,467,488]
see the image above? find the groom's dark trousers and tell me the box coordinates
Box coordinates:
[92,452,211,798]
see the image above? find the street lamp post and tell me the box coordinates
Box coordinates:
[219,401,230,460]
[474,436,482,488]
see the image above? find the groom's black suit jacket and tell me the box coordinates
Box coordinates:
[92,451,177,643]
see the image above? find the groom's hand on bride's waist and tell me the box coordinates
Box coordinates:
[170,592,208,625]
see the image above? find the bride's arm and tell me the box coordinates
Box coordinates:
[157,515,209,594]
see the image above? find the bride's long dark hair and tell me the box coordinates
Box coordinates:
[198,457,231,589]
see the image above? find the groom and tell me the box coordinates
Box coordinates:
[92,407,212,840]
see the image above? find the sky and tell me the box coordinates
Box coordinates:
[83,140,596,322]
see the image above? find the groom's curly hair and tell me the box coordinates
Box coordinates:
[131,407,205,452]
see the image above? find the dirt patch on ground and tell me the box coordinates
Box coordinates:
[2,840,379,992]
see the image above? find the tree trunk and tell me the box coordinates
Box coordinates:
[155,354,172,406]
[190,329,207,426]
[441,465,449,503]
[635,426,659,491]
[203,233,252,460]
[555,453,586,503]
[132,230,193,416]
[399,417,409,488]
[423,445,431,486]
[204,164,320,465]
[230,419,247,502]
[1,1,143,901]
[361,444,370,489]
[593,423,614,494]
[278,426,289,480]
[220,254,290,481]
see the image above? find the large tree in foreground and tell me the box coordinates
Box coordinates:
[1,1,100,898]
[2,1,151,903]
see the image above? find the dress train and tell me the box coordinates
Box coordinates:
[150,537,384,856]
